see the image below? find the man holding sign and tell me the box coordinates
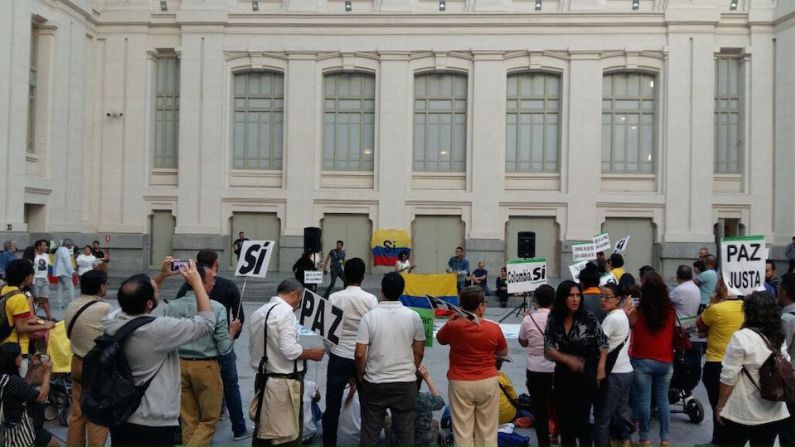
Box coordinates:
[248,279,325,445]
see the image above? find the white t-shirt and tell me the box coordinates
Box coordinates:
[33,253,49,279]
[76,254,98,275]
[670,280,701,317]
[329,286,378,359]
[602,309,632,374]
[356,301,425,383]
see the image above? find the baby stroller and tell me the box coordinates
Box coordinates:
[668,345,705,424]
[44,373,72,426]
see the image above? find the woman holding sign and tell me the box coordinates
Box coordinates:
[544,280,608,446]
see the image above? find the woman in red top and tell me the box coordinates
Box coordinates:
[628,272,675,446]
[437,286,508,447]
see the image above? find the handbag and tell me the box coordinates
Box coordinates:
[0,375,37,447]
[605,334,629,375]
[673,313,692,352]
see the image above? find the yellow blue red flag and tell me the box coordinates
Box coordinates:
[399,273,459,308]
[371,229,411,266]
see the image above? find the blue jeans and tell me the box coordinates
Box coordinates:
[219,349,247,436]
[631,358,673,443]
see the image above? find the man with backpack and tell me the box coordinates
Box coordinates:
[64,269,112,447]
[0,259,55,376]
[97,258,216,446]
[777,273,795,446]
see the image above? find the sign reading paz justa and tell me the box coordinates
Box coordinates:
[298,289,344,345]
[304,271,323,285]
[572,243,596,262]
[235,241,275,278]
[506,258,547,294]
[593,233,611,252]
[721,235,767,296]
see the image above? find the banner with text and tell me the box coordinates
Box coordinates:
[572,243,597,262]
[371,229,412,266]
[721,235,767,297]
[234,241,275,278]
[506,258,548,294]
[298,289,344,345]
[593,233,611,252]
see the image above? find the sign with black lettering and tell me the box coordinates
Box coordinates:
[298,289,344,345]
[304,271,323,284]
[614,235,630,254]
[506,258,547,294]
[721,235,767,296]
[593,233,611,253]
[572,243,596,262]
[234,240,275,278]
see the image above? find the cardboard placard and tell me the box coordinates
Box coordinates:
[234,241,275,278]
[298,289,344,345]
[304,270,323,284]
[572,243,597,262]
[593,233,611,253]
[568,260,589,283]
[721,235,767,296]
[506,258,547,294]
[410,307,434,347]
[614,235,630,254]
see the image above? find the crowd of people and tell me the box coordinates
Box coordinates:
[1,237,795,447]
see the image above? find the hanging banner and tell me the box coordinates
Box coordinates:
[399,273,459,308]
[614,235,631,254]
[506,258,547,294]
[593,233,611,253]
[572,243,597,262]
[371,229,412,266]
[721,235,767,296]
[569,260,589,283]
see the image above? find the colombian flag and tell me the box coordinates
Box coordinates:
[371,229,412,266]
[399,273,459,308]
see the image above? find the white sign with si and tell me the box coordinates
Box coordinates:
[234,241,275,278]
[614,235,630,254]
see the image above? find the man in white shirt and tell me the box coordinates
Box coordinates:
[670,265,701,317]
[32,239,53,320]
[322,258,378,446]
[355,272,425,447]
[249,279,325,445]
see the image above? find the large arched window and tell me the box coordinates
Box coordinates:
[601,72,656,174]
[413,72,467,172]
[505,72,560,173]
[232,71,284,170]
[322,72,375,171]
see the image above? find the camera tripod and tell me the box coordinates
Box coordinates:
[499,291,533,323]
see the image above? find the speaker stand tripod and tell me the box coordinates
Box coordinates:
[499,291,532,323]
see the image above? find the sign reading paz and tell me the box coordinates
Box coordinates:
[235,241,275,278]
[572,243,596,262]
[593,233,611,252]
[299,289,344,345]
[721,235,767,296]
[506,258,547,294]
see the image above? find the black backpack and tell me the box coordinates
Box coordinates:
[0,290,23,341]
[80,316,158,428]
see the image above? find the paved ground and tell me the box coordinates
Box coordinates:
[43,271,714,446]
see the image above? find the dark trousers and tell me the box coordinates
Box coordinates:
[553,368,597,447]
[780,402,795,447]
[322,353,358,446]
[219,348,247,437]
[359,381,418,447]
[789,260,795,275]
[526,370,554,447]
[717,419,780,447]
[324,269,345,298]
[111,422,179,447]
[702,361,723,444]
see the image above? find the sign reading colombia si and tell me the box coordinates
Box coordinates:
[506,258,547,294]
[720,235,767,297]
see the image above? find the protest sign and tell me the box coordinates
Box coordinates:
[721,235,767,296]
[568,260,589,283]
[614,235,630,254]
[426,295,479,324]
[298,289,344,345]
[593,233,611,252]
[304,270,323,284]
[410,307,434,347]
[572,243,596,262]
[234,240,275,278]
[599,272,617,286]
[506,258,547,293]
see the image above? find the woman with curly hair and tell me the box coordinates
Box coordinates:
[627,272,675,446]
[544,280,608,446]
[715,292,789,447]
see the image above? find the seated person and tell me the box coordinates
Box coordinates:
[495,267,509,307]
[416,364,445,446]
[470,261,491,296]
[497,358,531,425]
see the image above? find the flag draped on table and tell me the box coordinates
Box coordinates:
[371,229,411,266]
[399,273,459,308]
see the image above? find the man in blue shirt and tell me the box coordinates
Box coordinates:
[323,240,346,298]
[694,255,718,307]
[446,246,470,293]
[0,241,17,280]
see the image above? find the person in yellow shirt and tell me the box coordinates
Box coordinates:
[496,358,531,425]
[696,284,744,445]
[608,253,626,283]
[1,260,55,376]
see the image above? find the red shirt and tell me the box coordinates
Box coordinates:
[437,318,508,381]
[630,309,675,363]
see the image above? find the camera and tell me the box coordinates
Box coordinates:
[170,259,189,272]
